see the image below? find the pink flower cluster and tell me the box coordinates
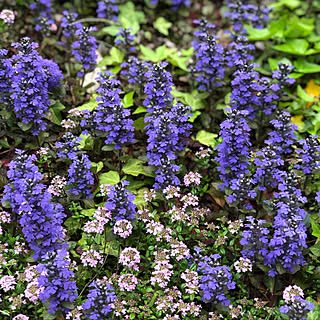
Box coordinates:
[164,186,181,199]
[13,315,29,320]
[84,207,112,234]
[184,172,201,186]
[0,275,16,292]
[66,306,83,320]
[114,219,133,238]
[48,175,67,197]
[144,189,157,202]
[195,147,211,159]
[283,285,304,303]
[181,269,199,294]
[118,273,138,291]
[228,219,243,234]
[80,249,104,268]
[0,211,11,235]
[61,119,77,130]
[0,9,15,25]
[234,257,252,273]
[170,239,189,261]
[151,249,173,288]
[146,221,172,242]
[119,247,140,271]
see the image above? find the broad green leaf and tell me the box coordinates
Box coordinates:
[122,91,135,108]
[273,39,309,55]
[134,117,145,130]
[246,25,273,41]
[167,54,189,71]
[133,106,146,114]
[297,85,314,102]
[91,161,104,174]
[122,159,145,176]
[81,209,95,217]
[79,134,94,151]
[310,242,320,257]
[311,216,320,238]
[118,1,146,34]
[284,16,314,38]
[153,17,172,36]
[100,25,120,36]
[98,47,125,67]
[139,45,167,62]
[171,90,207,111]
[195,130,218,148]
[99,171,120,186]
[268,58,292,71]
[133,187,148,208]
[77,94,100,111]
[271,0,301,10]
[294,58,320,74]
[49,101,65,125]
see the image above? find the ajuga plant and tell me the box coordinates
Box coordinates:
[3,150,66,260]
[115,28,136,55]
[80,71,135,149]
[37,249,78,314]
[97,0,119,20]
[150,0,191,10]
[120,56,151,93]
[55,133,94,198]
[8,38,63,135]
[30,0,54,34]
[143,63,192,189]
[60,11,79,38]
[192,18,225,93]
[72,24,98,77]
[82,278,117,319]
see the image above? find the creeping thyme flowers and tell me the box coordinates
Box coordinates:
[0,9,15,25]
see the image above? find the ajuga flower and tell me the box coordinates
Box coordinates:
[115,28,136,53]
[97,0,119,20]
[37,249,78,314]
[80,72,134,149]
[3,150,66,260]
[61,11,79,37]
[67,153,94,198]
[82,278,117,319]
[279,296,315,320]
[30,0,55,34]
[72,25,98,77]
[193,19,225,92]
[105,180,137,222]
[215,109,252,189]
[226,35,255,67]
[55,132,82,160]
[0,49,13,105]
[10,38,63,135]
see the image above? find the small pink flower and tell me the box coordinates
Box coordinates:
[234,257,252,273]
[80,249,104,268]
[118,273,138,292]
[283,285,304,303]
[50,23,57,31]
[13,315,29,320]
[184,172,201,186]
[0,9,15,25]
[119,247,140,270]
[113,219,133,238]
[0,275,16,291]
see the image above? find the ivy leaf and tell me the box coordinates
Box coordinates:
[98,47,125,67]
[153,17,172,36]
[99,171,120,186]
[311,216,320,238]
[195,130,218,148]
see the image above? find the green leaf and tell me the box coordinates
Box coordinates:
[271,0,301,10]
[98,47,125,67]
[294,58,320,74]
[311,216,320,238]
[284,16,314,38]
[49,101,65,125]
[195,130,218,148]
[134,117,146,130]
[153,17,172,36]
[273,39,309,55]
[99,171,120,186]
[122,91,135,108]
[100,25,120,36]
[81,209,95,217]
[18,122,32,132]
[171,90,207,111]
[133,187,148,209]
[79,134,94,151]
[310,242,320,257]
[91,161,104,174]
[77,94,100,111]
[122,159,144,176]
[268,58,292,71]
[139,45,167,62]
[297,85,314,102]
[118,1,146,34]
[246,25,273,41]
[133,106,146,114]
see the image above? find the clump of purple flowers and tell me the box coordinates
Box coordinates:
[279,296,315,320]
[115,28,136,54]
[144,63,192,189]
[192,18,225,92]
[104,180,137,222]
[80,72,135,149]
[191,249,235,306]
[215,109,252,189]
[67,153,94,198]
[60,11,79,37]
[82,278,117,319]
[72,25,98,77]
[3,150,66,260]
[10,38,63,135]
[30,0,54,34]
[37,249,78,314]
[97,0,119,20]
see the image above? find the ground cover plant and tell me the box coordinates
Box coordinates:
[1,0,320,319]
